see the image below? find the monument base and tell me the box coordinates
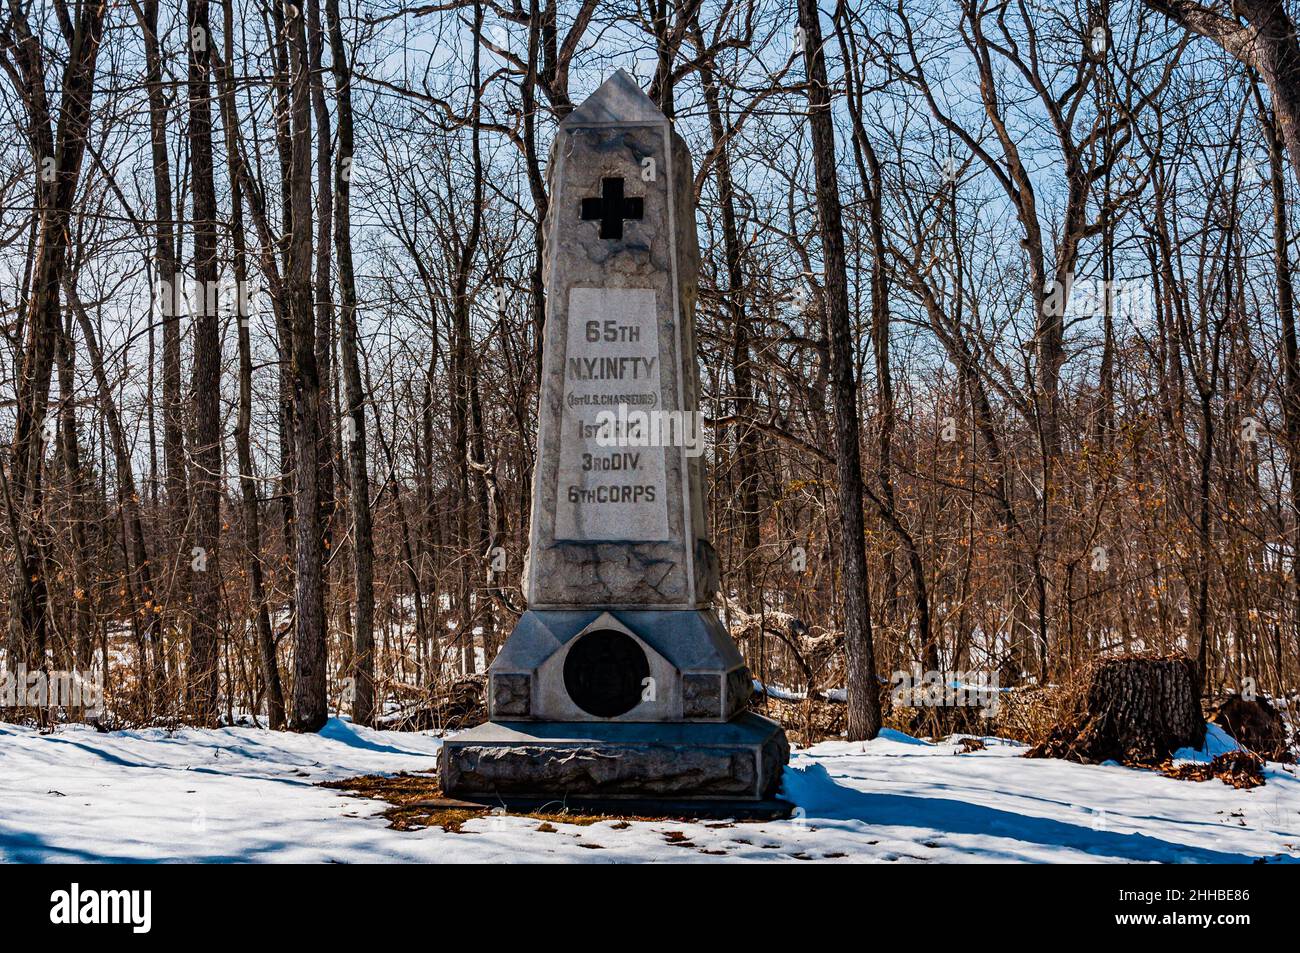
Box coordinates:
[440,712,789,805]
[431,794,794,821]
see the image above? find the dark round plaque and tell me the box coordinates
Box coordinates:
[563,629,650,718]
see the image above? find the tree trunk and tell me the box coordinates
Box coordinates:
[137,0,189,675]
[287,2,328,732]
[5,2,107,670]
[797,0,881,740]
[327,0,376,727]
[695,15,761,613]
[1261,91,1300,676]
[450,2,487,675]
[218,0,285,729]
[1146,0,1300,192]
[55,312,94,676]
[186,0,222,726]
[272,0,299,636]
[307,0,337,587]
[835,10,935,671]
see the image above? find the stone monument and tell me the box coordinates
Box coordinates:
[440,71,789,810]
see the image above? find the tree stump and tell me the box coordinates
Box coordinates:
[1209,695,1291,762]
[1026,655,1204,764]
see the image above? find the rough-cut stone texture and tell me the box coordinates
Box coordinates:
[441,714,789,800]
[491,673,530,718]
[683,673,721,719]
[449,744,756,797]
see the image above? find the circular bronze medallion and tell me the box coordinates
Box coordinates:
[563,629,650,718]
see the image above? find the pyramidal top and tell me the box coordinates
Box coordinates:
[563,69,667,126]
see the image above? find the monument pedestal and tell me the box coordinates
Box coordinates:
[441,607,789,811]
[440,713,789,809]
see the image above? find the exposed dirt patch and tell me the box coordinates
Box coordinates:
[319,772,618,832]
[320,772,775,833]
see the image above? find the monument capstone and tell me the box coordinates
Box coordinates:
[440,71,790,807]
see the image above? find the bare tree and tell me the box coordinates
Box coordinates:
[1,0,107,670]
[797,0,881,739]
[287,1,328,731]
[328,0,376,726]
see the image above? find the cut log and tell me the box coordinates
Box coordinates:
[1026,654,1205,765]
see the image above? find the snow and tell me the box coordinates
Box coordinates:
[1172,723,1240,764]
[1,719,1297,863]
[753,680,848,704]
[752,680,808,701]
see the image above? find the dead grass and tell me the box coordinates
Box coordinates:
[754,682,1069,747]
[751,694,844,745]
[884,704,993,740]
[319,771,444,806]
[991,684,1074,746]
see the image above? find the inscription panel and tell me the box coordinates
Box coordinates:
[554,287,670,541]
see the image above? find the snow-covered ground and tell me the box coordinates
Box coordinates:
[1,719,1297,863]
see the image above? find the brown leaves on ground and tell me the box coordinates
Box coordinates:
[320,772,666,832]
[320,771,471,831]
[662,830,696,848]
[1160,751,1267,790]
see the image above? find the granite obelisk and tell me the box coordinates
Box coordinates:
[440,71,789,807]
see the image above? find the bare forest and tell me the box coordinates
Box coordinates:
[5,0,1300,739]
